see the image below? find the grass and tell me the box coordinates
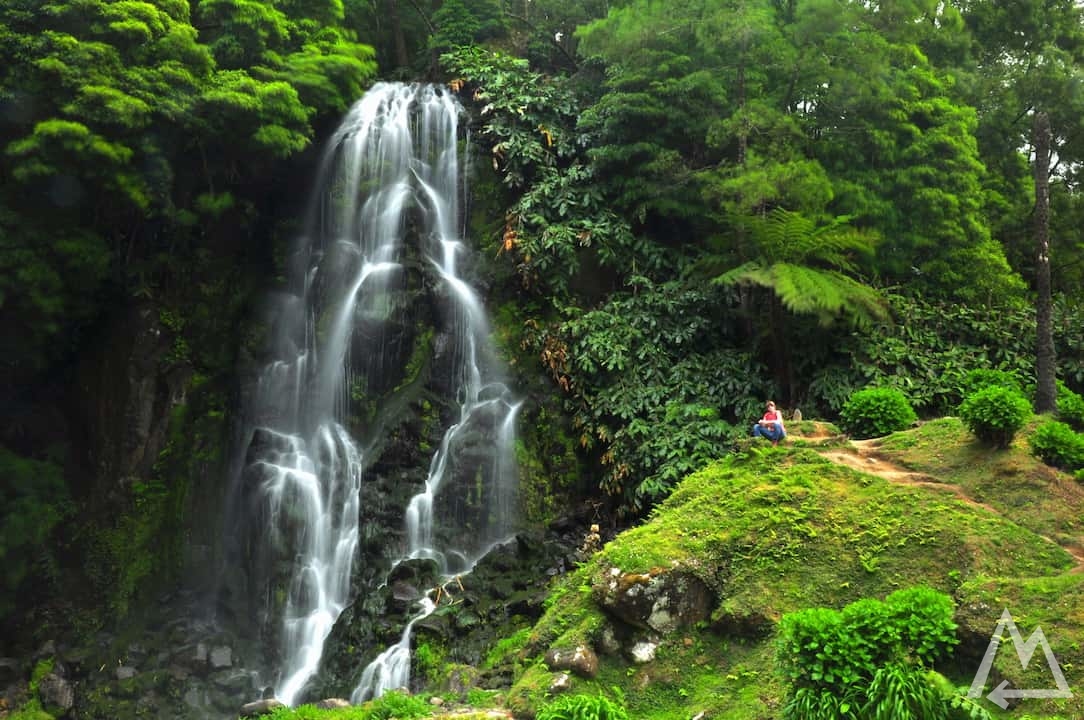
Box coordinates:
[876,417,1084,553]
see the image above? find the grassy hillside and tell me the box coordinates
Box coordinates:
[252,418,1084,720]
[499,419,1084,720]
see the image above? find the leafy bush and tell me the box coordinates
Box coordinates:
[959,386,1031,448]
[839,387,918,439]
[959,368,1025,398]
[778,588,978,720]
[1057,381,1084,430]
[1029,421,1084,472]
[536,693,629,720]
[778,586,958,691]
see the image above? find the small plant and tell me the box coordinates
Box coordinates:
[536,692,630,720]
[366,690,433,720]
[1029,421,1084,472]
[1057,381,1084,430]
[839,387,918,439]
[959,385,1031,448]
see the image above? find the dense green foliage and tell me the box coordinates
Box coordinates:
[959,385,1032,448]
[827,296,1084,418]
[0,0,375,632]
[777,587,988,720]
[1029,421,1084,472]
[441,0,1084,514]
[960,368,1028,398]
[777,587,958,690]
[839,388,918,440]
[1057,381,1084,430]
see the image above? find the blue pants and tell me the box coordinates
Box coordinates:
[753,422,785,442]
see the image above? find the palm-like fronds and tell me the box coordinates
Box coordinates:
[713,209,888,328]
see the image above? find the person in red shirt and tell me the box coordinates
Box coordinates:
[753,400,786,445]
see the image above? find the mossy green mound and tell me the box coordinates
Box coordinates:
[504,424,1083,720]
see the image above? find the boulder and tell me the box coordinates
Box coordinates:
[595,565,714,634]
[209,645,233,669]
[628,641,658,664]
[315,698,351,709]
[240,698,285,717]
[543,645,599,679]
[38,672,75,714]
[548,673,572,694]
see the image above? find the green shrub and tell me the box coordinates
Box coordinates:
[778,588,975,720]
[777,586,958,692]
[959,385,1031,448]
[1057,381,1084,430]
[536,692,629,720]
[839,387,918,439]
[1029,421,1084,471]
[959,368,1025,398]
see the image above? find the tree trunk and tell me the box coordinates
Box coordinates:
[1033,110,1057,413]
[769,293,793,406]
[387,0,409,69]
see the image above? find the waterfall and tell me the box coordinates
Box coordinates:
[232,82,518,707]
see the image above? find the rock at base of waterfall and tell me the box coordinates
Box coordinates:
[315,698,351,709]
[209,645,233,669]
[240,698,286,716]
[38,672,75,713]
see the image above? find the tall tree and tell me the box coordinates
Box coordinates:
[960,0,1084,407]
[1034,110,1056,411]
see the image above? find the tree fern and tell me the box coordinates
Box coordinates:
[712,209,888,328]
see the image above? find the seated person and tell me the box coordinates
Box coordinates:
[753,400,786,445]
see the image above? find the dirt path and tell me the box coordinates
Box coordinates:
[817,440,1000,514]
[811,435,1084,571]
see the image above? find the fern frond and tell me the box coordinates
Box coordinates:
[711,260,768,287]
[771,264,888,327]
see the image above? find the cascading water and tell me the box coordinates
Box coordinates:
[232,82,518,707]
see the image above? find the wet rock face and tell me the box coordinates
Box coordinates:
[595,566,715,635]
[38,671,75,714]
[73,303,189,491]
